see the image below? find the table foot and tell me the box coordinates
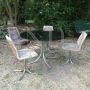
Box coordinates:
[43,53,51,68]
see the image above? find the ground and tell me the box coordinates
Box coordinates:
[0,38,90,90]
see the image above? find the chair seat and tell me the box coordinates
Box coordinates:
[18,49,38,60]
[62,43,79,51]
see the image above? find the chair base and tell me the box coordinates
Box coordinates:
[14,59,32,81]
[66,58,73,64]
[19,68,32,81]
[66,51,74,64]
[14,67,32,81]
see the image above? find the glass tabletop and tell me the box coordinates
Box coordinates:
[20,31,62,41]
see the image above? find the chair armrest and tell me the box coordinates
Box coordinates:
[18,48,31,52]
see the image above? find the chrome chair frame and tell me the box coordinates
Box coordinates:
[62,31,87,64]
[6,35,38,80]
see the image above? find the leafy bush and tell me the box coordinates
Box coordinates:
[1,0,90,36]
[0,30,7,39]
[36,1,71,24]
[24,0,75,36]
[2,0,88,36]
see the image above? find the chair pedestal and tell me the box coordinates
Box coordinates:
[14,60,32,81]
[66,51,73,64]
[19,60,32,80]
[66,58,73,64]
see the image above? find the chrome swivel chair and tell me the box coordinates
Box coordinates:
[6,35,38,80]
[62,31,87,63]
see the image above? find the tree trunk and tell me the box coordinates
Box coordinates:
[14,0,19,26]
[5,0,14,26]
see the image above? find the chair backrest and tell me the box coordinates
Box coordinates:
[43,26,53,31]
[7,27,20,40]
[5,35,18,58]
[77,32,87,50]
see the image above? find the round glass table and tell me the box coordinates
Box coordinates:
[20,30,64,68]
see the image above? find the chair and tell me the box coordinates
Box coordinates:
[74,21,90,34]
[62,31,87,63]
[5,35,38,80]
[7,27,30,47]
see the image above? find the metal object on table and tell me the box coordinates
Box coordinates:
[43,26,53,50]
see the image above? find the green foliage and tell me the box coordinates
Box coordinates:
[17,0,34,24]
[0,0,20,26]
[28,0,75,36]
[0,0,90,36]
[0,31,7,39]
[28,0,89,36]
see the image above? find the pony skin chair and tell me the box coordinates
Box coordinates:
[6,35,38,80]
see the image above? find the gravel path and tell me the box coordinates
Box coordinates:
[0,38,90,90]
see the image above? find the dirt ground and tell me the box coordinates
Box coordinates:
[0,38,90,90]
